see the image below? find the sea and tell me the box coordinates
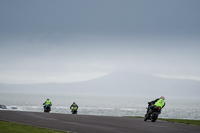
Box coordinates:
[0,92,200,120]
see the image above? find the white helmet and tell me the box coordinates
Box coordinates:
[160,96,165,100]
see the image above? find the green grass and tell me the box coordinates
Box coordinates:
[157,118,200,126]
[127,116,200,126]
[0,120,71,133]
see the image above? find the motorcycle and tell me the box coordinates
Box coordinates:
[0,105,7,109]
[144,103,161,122]
[71,109,78,114]
[44,105,51,113]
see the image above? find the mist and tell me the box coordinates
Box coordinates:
[0,0,200,87]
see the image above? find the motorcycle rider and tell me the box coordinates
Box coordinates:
[70,102,78,113]
[146,96,165,115]
[43,98,52,111]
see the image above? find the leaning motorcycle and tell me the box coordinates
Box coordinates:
[144,103,161,122]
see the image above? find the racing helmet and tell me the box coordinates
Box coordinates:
[160,96,165,100]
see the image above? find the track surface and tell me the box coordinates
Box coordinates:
[0,110,199,133]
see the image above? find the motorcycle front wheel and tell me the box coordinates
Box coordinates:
[144,114,148,121]
[151,112,159,122]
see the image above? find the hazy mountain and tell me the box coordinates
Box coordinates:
[0,72,200,98]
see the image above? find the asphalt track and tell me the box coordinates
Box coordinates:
[0,110,200,133]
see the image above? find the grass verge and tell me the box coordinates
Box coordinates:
[127,116,200,126]
[0,120,71,133]
[157,118,200,126]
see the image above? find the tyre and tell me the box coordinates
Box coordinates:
[144,114,148,121]
[151,112,158,122]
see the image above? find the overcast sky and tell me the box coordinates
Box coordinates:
[0,0,200,84]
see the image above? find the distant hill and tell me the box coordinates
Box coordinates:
[0,72,200,98]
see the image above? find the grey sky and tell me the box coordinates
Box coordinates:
[0,0,200,84]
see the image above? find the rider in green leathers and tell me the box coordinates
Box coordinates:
[147,96,165,115]
[70,102,78,113]
[43,98,52,111]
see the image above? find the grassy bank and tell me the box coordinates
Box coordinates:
[158,118,200,126]
[128,116,200,126]
[0,120,71,133]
